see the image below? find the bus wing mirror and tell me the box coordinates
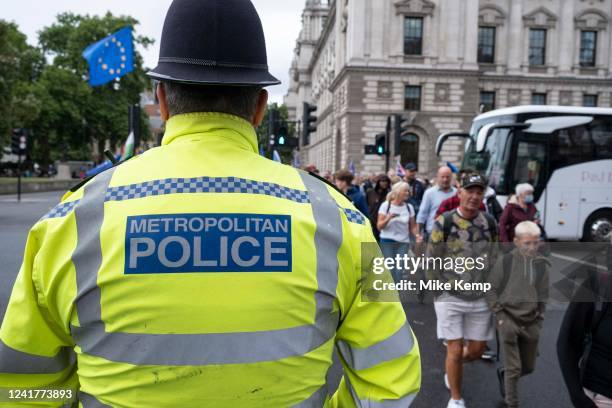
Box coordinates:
[476,123,531,152]
[524,116,593,134]
[435,132,470,156]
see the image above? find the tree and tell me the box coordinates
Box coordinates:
[31,12,154,166]
[0,21,44,154]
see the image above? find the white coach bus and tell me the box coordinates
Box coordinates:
[436,105,612,241]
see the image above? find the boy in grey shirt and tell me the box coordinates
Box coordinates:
[486,221,550,408]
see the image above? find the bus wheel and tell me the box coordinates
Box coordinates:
[583,210,612,242]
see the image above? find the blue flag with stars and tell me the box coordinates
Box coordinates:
[82,27,134,87]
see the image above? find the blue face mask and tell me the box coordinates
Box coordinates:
[524,194,534,204]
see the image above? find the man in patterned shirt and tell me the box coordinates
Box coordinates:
[427,172,498,408]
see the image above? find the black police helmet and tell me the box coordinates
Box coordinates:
[147,0,280,86]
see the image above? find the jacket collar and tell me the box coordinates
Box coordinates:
[161,112,258,154]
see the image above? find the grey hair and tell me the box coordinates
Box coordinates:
[162,82,262,121]
[515,183,534,197]
[515,221,541,238]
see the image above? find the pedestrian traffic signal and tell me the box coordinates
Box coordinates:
[302,102,317,145]
[375,133,386,155]
[394,114,409,153]
[11,129,27,155]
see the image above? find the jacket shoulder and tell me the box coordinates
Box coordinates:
[304,171,347,199]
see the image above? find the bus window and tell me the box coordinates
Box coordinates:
[551,126,593,171]
[513,140,546,190]
[485,129,512,192]
[590,120,612,159]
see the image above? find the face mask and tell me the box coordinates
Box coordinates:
[524,194,534,204]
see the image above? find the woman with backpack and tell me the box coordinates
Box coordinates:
[377,181,420,283]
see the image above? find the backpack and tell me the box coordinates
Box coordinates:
[441,209,497,242]
[384,201,415,218]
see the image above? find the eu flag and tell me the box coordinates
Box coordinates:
[82,27,134,87]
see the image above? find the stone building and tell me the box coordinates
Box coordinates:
[284,0,612,176]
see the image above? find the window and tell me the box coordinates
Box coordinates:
[531,93,547,105]
[529,29,547,66]
[513,140,547,189]
[550,120,612,172]
[583,94,598,107]
[480,91,496,112]
[404,17,423,55]
[404,86,422,110]
[400,133,419,167]
[478,27,496,63]
[551,126,591,171]
[580,31,597,67]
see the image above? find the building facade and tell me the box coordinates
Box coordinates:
[285,0,612,176]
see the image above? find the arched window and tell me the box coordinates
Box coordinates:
[400,133,419,166]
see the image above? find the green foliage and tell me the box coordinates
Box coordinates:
[255,102,296,164]
[0,21,44,151]
[0,13,154,168]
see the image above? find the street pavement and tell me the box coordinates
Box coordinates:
[0,191,577,407]
[406,300,571,407]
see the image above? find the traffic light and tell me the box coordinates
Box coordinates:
[302,102,317,145]
[11,129,27,155]
[375,133,386,155]
[276,124,288,146]
[268,109,279,145]
[394,114,409,153]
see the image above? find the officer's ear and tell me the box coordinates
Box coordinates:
[157,82,170,122]
[252,89,268,127]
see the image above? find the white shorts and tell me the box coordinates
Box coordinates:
[434,293,494,341]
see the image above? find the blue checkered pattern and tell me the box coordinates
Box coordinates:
[341,207,366,225]
[42,200,81,220]
[104,177,311,204]
[38,178,368,226]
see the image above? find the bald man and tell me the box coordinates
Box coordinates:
[416,166,456,241]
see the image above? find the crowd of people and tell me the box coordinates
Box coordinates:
[303,162,610,408]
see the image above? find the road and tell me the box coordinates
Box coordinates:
[0,191,579,407]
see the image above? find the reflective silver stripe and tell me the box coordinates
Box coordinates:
[71,170,342,366]
[345,374,417,407]
[337,322,415,371]
[299,172,342,334]
[364,393,417,407]
[72,315,338,365]
[293,384,328,407]
[72,169,116,327]
[0,339,74,374]
[79,391,111,408]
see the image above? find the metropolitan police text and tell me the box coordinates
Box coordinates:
[125,214,292,273]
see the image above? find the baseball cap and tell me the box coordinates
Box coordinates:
[461,173,487,189]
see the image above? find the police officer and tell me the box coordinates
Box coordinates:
[0,0,421,406]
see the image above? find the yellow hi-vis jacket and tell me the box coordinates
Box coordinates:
[0,112,420,407]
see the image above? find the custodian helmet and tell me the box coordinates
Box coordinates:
[147,0,280,86]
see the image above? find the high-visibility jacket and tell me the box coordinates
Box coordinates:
[0,112,420,407]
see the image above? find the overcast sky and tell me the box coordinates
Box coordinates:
[4,0,305,103]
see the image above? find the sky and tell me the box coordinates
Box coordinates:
[3,0,306,103]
